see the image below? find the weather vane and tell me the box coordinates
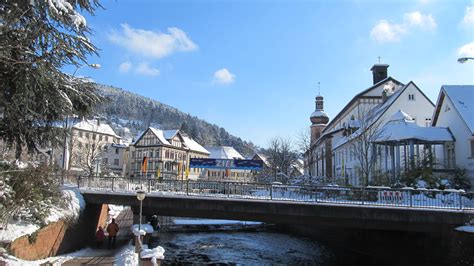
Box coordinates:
[317,82,321,95]
[378,56,382,64]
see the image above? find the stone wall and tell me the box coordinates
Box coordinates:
[7,204,108,261]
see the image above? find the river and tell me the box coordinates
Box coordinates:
[149,230,340,265]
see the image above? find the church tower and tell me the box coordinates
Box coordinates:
[310,94,329,144]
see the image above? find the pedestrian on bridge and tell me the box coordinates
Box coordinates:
[95,226,105,248]
[106,218,119,249]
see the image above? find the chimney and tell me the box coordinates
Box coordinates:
[370,64,389,85]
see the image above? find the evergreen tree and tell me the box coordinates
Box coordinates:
[0,0,102,158]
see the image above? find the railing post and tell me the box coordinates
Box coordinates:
[361,187,365,205]
[77,176,80,188]
[112,177,115,192]
[147,179,151,193]
[409,190,413,208]
[270,185,273,200]
[186,180,189,196]
[315,186,318,203]
[459,192,463,210]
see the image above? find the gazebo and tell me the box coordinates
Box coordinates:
[373,110,454,182]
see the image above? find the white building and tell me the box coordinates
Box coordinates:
[61,119,121,175]
[305,64,454,186]
[432,85,474,182]
[102,143,129,176]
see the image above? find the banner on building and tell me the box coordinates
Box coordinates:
[189,158,263,170]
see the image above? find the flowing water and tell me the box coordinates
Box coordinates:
[149,230,345,265]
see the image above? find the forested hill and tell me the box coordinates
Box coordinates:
[94,84,258,157]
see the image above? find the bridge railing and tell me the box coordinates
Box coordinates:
[70,176,474,210]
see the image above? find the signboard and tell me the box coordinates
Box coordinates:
[189,158,263,170]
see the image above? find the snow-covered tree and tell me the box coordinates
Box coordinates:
[0,0,102,159]
[0,162,63,228]
[70,137,107,177]
[267,137,298,183]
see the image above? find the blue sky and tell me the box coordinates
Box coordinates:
[76,0,474,147]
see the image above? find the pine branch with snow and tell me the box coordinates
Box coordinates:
[0,0,103,159]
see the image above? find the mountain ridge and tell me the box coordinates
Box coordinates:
[94,84,258,157]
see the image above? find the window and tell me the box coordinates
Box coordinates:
[114,159,119,166]
[115,148,119,154]
[471,139,474,157]
[86,132,89,139]
[408,94,415,101]
[99,135,103,141]
[104,145,108,152]
[425,118,432,127]
[103,158,108,164]
[79,131,83,138]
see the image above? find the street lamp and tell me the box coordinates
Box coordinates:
[457,57,474,64]
[136,190,146,232]
[72,63,101,75]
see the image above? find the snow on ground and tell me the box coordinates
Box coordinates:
[0,247,112,266]
[455,225,474,233]
[0,185,85,242]
[114,243,139,266]
[46,184,85,223]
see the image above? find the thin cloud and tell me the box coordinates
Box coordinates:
[370,11,437,43]
[461,5,474,27]
[370,20,406,42]
[109,24,198,59]
[212,68,236,85]
[136,62,160,77]
[119,61,132,73]
[404,11,436,30]
[458,42,474,57]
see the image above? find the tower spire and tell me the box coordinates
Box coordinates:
[317,82,320,96]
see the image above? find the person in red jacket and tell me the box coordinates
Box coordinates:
[95,226,105,248]
[106,218,119,249]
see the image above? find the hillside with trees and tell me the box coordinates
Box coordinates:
[95,84,258,157]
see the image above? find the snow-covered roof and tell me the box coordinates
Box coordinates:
[183,136,209,154]
[205,146,244,159]
[73,119,120,138]
[441,85,474,133]
[163,129,179,140]
[333,109,453,149]
[148,127,171,145]
[322,76,404,134]
[374,110,453,144]
[253,153,270,165]
[132,127,171,146]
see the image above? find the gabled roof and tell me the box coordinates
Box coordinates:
[183,136,209,154]
[205,146,244,159]
[322,76,404,134]
[163,129,179,140]
[73,119,120,138]
[132,127,170,146]
[432,85,474,134]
